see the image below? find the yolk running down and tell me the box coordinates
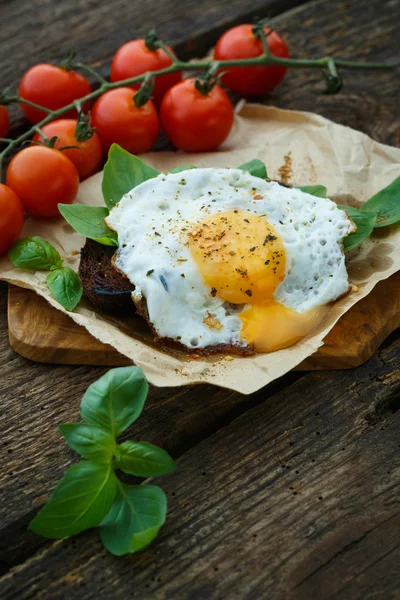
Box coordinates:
[188,210,326,353]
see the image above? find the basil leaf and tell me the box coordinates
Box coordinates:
[29,461,117,539]
[59,423,115,463]
[169,165,197,174]
[46,267,83,311]
[58,204,118,247]
[338,205,377,251]
[100,483,167,556]
[297,185,327,198]
[80,366,148,437]
[360,175,400,227]
[116,441,176,477]
[8,236,62,270]
[102,144,160,210]
[238,159,267,179]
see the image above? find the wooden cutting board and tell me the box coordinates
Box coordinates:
[7,272,400,371]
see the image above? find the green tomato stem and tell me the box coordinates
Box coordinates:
[0,48,397,178]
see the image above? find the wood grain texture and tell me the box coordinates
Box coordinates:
[1,334,399,599]
[0,0,399,597]
[7,271,400,369]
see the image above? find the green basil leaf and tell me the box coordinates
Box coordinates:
[360,175,400,227]
[338,205,377,251]
[29,461,117,539]
[297,185,327,198]
[100,483,167,555]
[169,165,197,174]
[46,267,83,311]
[116,441,176,477]
[102,144,160,210]
[59,423,115,463]
[58,204,118,247]
[8,236,62,270]
[238,159,267,179]
[80,366,148,437]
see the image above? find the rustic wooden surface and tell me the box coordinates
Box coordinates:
[0,0,399,598]
[7,272,400,369]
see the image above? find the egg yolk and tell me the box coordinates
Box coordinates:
[188,211,286,304]
[239,302,328,352]
[188,210,326,353]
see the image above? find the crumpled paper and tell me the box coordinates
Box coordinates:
[0,104,399,394]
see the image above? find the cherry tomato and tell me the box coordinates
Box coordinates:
[0,184,24,255]
[91,87,159,154]
[6,146,79,218]
[0,105,10,139]
[160,78,234,152]
[19,64,92,124]
[32,119,102,180]
[214,25,289,96]
[111,39,182,107]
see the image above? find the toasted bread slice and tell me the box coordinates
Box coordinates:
[79,239,134,315]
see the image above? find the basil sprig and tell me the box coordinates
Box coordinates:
[102,144,160,211]
[9,236,82,311]
[58,205,118,247]
[29,367,175,556]
[238,159,268,179]
[9,236,63,270]
[296,184,327,198]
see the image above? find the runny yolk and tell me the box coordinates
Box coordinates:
[239,301,328,352]
[188,210,326,353]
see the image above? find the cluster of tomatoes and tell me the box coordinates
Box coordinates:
[0,24,288,255]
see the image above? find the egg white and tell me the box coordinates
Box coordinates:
[106,168,353,350]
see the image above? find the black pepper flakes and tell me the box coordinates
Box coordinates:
[245,289,252,297]
[263,233,277,245]
[210,287,217,297]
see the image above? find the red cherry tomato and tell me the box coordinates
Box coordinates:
[160,78,234,152]
[214,24,289,96]
[32,119,102,180]
[91,87,160,154]
[6,146,79,218]
[0,105,10,139]
[111,39,182,107]
[19,64,92,124]
[0,184,24,255]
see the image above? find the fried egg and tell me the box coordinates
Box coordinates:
[106,168,354,353]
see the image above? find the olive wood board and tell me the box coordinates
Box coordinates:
[7,272,399,371]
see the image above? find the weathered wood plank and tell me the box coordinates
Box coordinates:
[0,334,398,599]
[0,0,307,95]
[0,0,399,595]
[268,0,400,145]
[0,279,302,571]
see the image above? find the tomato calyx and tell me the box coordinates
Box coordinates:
[145,29,161,52]
[74,112,95,142]
[59,50,77,72]
[251,22,275,56]
[194,70,221,96]
[0,87,17,106]
[133,75,155,107]
[32,132,81,153]
[322,58,342,95]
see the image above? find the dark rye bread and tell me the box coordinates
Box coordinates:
[79,239,134,315]
[79,239,255,356]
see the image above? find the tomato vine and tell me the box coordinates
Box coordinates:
[0,28,397,174]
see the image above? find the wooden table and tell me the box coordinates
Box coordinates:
[1,0,399,598]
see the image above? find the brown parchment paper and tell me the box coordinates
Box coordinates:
[0,104,399,394]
